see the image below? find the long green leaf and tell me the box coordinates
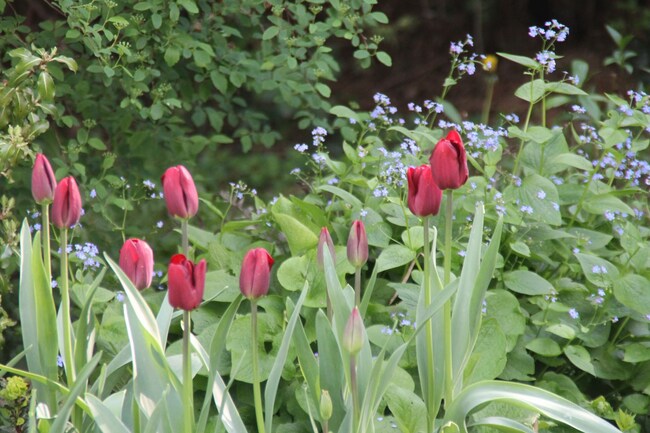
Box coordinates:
[293,316,320,412]
[86,394,131,433]
[19,222,57,410]
[264,283,309,432]
[316,310,345,431]
[468,417,534,433]
[446,381,622,433]
[50,353,101,433]
[74,268,105,373]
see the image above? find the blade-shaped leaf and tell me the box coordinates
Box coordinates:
[86,394,131,433]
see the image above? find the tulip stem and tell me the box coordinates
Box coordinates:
[251,300,266,433]
[59,228,75,386]
[182,310,194,433]
[422,215,437,431]
[41,204,52,285]
[443,190,454,408]
[354,267,361,306]
[350,355,360,431]
[181,219,189,257]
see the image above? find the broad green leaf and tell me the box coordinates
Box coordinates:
[548,153,593,171]
[376,51,392,67]
[485,290,526,351]
[329,105,360,122]
[564,345,595,375]
[622,343,650,363]
[582,194,634,216]
[276,256,309,292]
[272,212,318,255]
[497,52,539,69]
[375,245,416,273]
[504,270,554,296]
[526,337,562,357]
[545,81,587,96]
[514,79,546,103]
[463,319,507,385]
[516,174,562,226]
[613,274,650,315]
[575,253,619,285]
[37,71,55,101]
[383,383,426,433]
[262,26,279,40]
[317,184,362,208]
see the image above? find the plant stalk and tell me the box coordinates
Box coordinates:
[422,216,436,431]
[59,228,75,385]
[182,310,194,433]
[251,300,266,433]
[181,219,189,257]
[443,190,454,408]
[354,267,361,306]
[350,355,360,431]
[41,204,52,285]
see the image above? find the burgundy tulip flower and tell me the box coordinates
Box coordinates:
[52,176,82,229]
[407,165,442,217]
[32,153,57,204]
[347,220,368,268]
[119,238,154,290]
[240,248,274,300]
[429,129,469,190]
[317,227,335,268]
[168,254,206,311]
[161,165,199,219]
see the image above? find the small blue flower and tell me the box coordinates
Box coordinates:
[569,308,579,319]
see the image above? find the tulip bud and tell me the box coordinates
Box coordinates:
[317,227,335,269]
[51,176,82,229]
[429,130,468,190]
[343,307,364,356]
[119,238,154,290]
[161,165,199,219]
[32,153,57,204]
[407,165,442,217]
[240,248,274,300]
[347,220,368,268]
[168,254,206,311]
[320,389,333,421]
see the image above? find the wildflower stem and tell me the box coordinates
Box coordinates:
[422,215,437,431]
[251,300,266,433]
[443,190,454,408]
[182,310,194,433]
[481,75,496,124]
[512,75,536,177]
[59,228,75,386]
[354,267,361,306]
[41,204,52,285]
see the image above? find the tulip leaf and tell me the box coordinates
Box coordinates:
[86,394,131,433]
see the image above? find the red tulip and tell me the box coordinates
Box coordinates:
[168,254,206,311]
[429,130,468,190]
[51,176,82,229]
[347,220,368,268]
[407,165,442,217]
[119,238,154,290]
[240,248,274,300]
[317,227,335,268]
[32,153,57,204]
[161,165,199,219]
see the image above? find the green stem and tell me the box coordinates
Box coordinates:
[350,356,360,431]
[481,76,496,125]
[511,75,536,177]
[41,204,52,285]
[251,300,266,433]
[59,228,75,386]
[182,310,194,433]
[443,191,453,408]
[181,219,189,257]
[422,216,436,431]
[354,267,361,306]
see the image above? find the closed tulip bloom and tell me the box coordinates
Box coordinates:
[429,130,468,190]
[32,153,57,204]
[240,248,274,299]
[51,176,82,229]
[168,254,206,311]
[317,227,335,268]
[343,307,364,356]
[347,220,368,268]
[161,165,199,219]
[407,165,442,217]
[119,238,154,290]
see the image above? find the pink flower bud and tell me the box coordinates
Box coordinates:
[32,153,57,204]
[119,238,154,290]
[317,227,335,268]
[239,248,274,300]
[347,220,368,268]
[429,130,468,190]
[51,176,82,229]
[168,254,206,311]
[343,307,364,355]
[407,165,442,217]
[161,165,199,219]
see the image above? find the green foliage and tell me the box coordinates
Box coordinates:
[0,376,29,430]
